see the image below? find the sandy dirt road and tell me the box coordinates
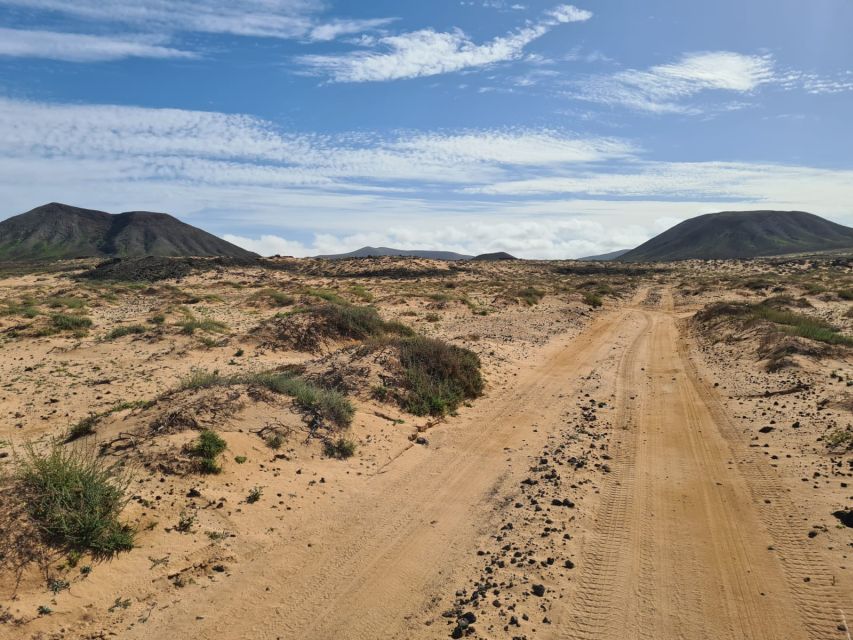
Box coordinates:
[124,292,851,640]
[561,293,851,640]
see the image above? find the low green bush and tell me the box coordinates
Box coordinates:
[394,336,484,416]
[16,443,134,555]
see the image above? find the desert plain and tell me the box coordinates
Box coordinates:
[0,254,851,640]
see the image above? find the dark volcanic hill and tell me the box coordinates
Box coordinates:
[0,203,257,260]
[316,246,472,261]
[619,210,853,262]
[471,251,517,261]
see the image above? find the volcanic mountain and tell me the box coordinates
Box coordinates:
[0,203,257,260]
[619,210,853,262]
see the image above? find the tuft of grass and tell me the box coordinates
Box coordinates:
[323,437,357,459]
[16,443,134,555]
[179,317,227,335]
[178,368,224,391]
[837,289,853,301]
[394,336,484,416]
[246,486,263,503]
[254,288,295,307]
[51,313,92,331]
[105,325,147,340]
[175,368,355,428]
[66,415,99,442]
[44,296,86,310]
[304,288,346,305]
[244,372,354,427]
[189,430,227,474]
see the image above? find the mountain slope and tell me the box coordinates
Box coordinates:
[0,203,257,260]
[316,246,472,260]
[619,211,853,262]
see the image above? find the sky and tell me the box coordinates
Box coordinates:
[1,0,852,258]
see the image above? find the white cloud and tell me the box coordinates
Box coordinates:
[222,234,310,256]
[0,28,196,62]
[297,4,592,82]
[1,95,852,259]
[307,18,397,42]
[573,51,776,113]
[0,0,388,42]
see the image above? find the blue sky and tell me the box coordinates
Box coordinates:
[1,0,852,258]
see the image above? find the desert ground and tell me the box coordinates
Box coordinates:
[0,255,851,640]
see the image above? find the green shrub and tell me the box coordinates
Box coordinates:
[582,292,603,308]
[189,430,227,474]
[324,437,357,459]
[837,289,853,301]
[105,325,147,340]
[395,336,484,416]
[16,443,134,554]
[825,428,853,450]
[315,304,413,340]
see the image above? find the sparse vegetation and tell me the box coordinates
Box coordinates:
[516,286,545,306]
[105,324,147,340]
[50,312,92,331]
[253,288,295,307]
[189,430,227,474]
[179,317,228,335]
[324,437,357,459]
[583,292,603,308]
[66,414,99,441]
[392,335,484,416]
[16,443,134,554]
[176,369,355,428]
[825,428,853,450]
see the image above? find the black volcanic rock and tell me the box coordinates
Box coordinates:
[619,210,853,262]
[0,202,257,260]
[471,251,517,261]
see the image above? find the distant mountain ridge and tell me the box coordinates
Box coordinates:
[579,249,630,261]
[0,203,257,260]
[316,246,473,260]
[619,210,853,262]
